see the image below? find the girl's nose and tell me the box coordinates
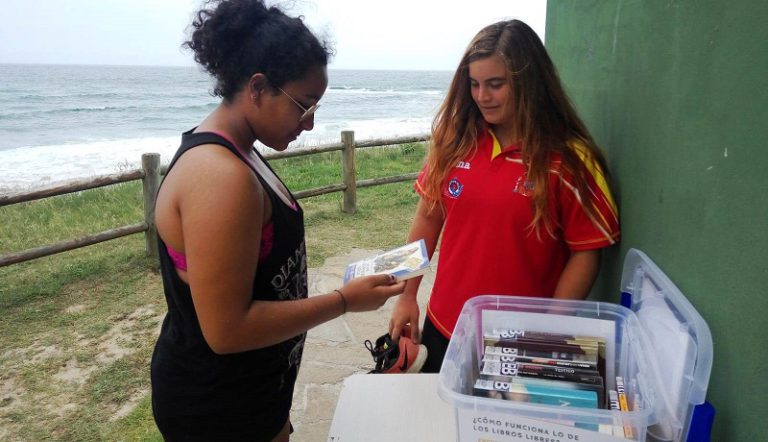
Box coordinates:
[301,114,315,131]
[477,85,491,102]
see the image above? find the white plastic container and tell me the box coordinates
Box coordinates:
[438,249,712,442]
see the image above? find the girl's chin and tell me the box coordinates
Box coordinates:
[480,111,504,124]
[482,115,504,125]
[263,139,291,151]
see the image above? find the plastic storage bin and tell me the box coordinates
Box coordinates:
[438,249,713,442]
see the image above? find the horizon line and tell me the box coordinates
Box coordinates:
[0,61,453,72]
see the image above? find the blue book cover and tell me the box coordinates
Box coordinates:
[473,377,598,409]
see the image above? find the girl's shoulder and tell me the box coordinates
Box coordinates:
[546,139,605,179]
[560,139,603,170]
[565,138,595,163]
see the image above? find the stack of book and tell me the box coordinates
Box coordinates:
[473,329,605,409]
[471,329,635,438]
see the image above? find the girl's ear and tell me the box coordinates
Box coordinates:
[248,73,269,101]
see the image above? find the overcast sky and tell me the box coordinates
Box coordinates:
[1,0,546,70]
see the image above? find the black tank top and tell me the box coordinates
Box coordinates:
[151,130,308,440]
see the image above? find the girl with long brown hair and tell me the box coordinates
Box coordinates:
[388,19,620,373]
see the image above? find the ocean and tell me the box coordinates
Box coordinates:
[0,64,451,192]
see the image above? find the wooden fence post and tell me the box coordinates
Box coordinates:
[341,130,357,214]
[142,153,161,259]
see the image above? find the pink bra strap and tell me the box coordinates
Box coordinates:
[166,244,188,271]
[165,222,274,272]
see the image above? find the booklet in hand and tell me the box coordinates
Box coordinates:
[343,239,430,283]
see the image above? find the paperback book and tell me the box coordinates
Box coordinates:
[480,360,604,386]
[484,345,597,369]
[481,341,599,364]
[343,239,430,283]
[473,377,598,409]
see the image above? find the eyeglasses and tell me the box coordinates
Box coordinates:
[277,87,319,123]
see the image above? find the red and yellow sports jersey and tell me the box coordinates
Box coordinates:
[416,128,620,338]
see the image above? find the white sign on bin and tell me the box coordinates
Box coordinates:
[457,409,621,442]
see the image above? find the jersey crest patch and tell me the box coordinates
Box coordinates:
[513,174,534,197]
[446,177,464,198]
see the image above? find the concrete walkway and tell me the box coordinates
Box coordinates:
[290,248,436,442]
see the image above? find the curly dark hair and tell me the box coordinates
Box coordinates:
[184,0,333,100]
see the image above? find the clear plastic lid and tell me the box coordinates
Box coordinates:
[620,249,713,441]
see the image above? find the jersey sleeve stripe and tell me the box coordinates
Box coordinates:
[567,232,621,247]
[569,141,619,216]
[555,172,619,245]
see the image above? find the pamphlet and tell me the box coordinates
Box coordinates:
[343,239,430,283]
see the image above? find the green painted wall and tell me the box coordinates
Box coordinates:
[546,1,767,440]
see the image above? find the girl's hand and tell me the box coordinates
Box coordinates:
[340,274,405,313]
[389,295,421,343]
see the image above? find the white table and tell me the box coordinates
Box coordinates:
[327,373,457,441]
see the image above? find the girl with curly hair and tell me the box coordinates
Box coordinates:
[151,1,404,439]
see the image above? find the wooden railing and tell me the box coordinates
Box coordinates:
[0,130,429,267]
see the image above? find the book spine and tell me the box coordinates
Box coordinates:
[488,328,606,342]
[343,265,355,284]
[609,389,626,438]
[484,337,598,355]
[482,341,598,363]
[481,361,604,386]
[616,376,634,439]
[482,349,597,369]
[487,329,605,347]
[482,356,600,378]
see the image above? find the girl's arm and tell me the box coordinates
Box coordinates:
[389,198,445,343]
[552,249,601,300]
[174,147,403,355]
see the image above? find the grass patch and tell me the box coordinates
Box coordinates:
[0,143,426,440]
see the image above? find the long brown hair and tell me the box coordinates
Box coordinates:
[425,20,611,237]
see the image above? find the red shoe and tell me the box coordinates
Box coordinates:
[364,326,427,374]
